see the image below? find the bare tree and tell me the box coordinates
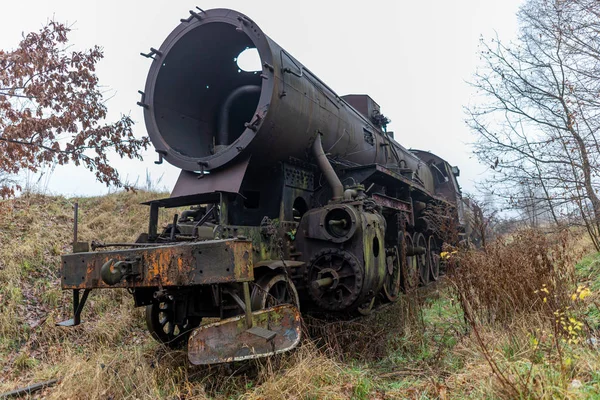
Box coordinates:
[467,0,600,249]
[0,21,150,197]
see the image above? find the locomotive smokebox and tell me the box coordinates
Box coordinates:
[142,9,275,172]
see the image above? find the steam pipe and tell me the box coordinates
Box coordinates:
[217,85,261,147]
[312,134,343,201]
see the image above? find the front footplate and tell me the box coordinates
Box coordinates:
[187,304,302,365]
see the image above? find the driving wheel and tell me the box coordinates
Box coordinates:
[383,246,401,302]
[428,235,440,281]
[414,232,429,285]
[401,232,418,292]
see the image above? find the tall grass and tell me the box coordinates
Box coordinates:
[448,228,599,398]
[450,229,579,323]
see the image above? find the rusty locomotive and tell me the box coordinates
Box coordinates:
[59,8,467,364]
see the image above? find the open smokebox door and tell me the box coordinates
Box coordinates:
[188,304,301,365]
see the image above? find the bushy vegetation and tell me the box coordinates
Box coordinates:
[448,229,600,398]
[0,192,599,398]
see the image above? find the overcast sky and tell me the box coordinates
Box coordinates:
[1,0,523,196]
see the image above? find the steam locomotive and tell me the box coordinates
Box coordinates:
[59,8,467,365]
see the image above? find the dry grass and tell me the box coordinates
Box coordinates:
[1,192,600,399]
[0,192,165,384]
[449,229,581,323]
[447,228,600,399]
[305,294,423,363]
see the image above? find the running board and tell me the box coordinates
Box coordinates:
[187,304,301,365]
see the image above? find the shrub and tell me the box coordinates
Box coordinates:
[449,229,579,324]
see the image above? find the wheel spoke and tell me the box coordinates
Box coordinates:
[159,312,168,325]
[279,286,288,302]
[276,283,284,301]
[146,300,201,348]
[338,284,353,294]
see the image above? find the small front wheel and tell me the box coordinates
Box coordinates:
[145,300,201,348]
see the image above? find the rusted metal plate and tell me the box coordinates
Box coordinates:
[187,304,301,365]
[343,164,450,205]
[61,239,253,289]
[170,156,250,198]
[371,193,412,213]
[283,163,314,191]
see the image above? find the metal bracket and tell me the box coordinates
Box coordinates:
[140,47,163,60]
[181,7,204,22]
[155,150,166,165]
[197,161,209,179]
[189,9,202,20]
[56,289,91,326]
[247,326,276,341]
[137,90,149,109]
[243,282,253,329]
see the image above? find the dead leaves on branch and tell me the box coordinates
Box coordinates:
[0,21,150,197]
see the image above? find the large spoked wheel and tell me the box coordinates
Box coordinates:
[145,301,201,348]
[401,232,418,292]
[428,235,440,281]
[383,247,401,302]
[251,273,300,311]
[414,232,429,285]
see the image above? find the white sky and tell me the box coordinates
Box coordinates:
[1,0,523,196]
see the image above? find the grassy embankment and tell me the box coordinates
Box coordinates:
[0,191,599,399]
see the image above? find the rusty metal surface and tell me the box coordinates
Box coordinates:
[61,239,253,289]
[342,164,446,205]
[299,202,387,312]
[187,304,301,365]
[170,156,251,198]
[283,163,314,191]
[371,193,412,213]
[341,94,381,121]
[301,204,359,243]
